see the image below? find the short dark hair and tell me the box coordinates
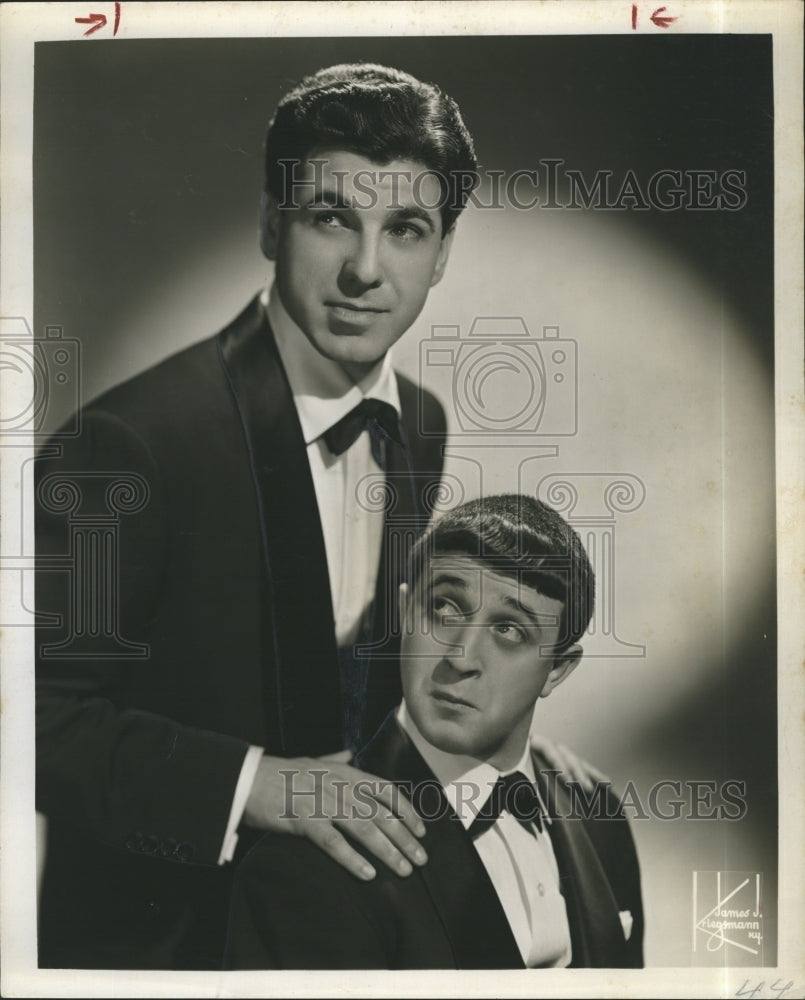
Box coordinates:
[409,494,595,655]
[264,62,478,234]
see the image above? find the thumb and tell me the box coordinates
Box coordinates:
[318,749,353,764]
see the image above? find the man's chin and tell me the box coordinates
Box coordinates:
[417,715,480,758]
[315,330,394,371]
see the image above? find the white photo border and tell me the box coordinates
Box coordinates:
[1,2,802,997]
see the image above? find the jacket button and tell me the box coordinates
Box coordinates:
[158,838,178,858]
[174,842,195,863]
[141,834,159,854]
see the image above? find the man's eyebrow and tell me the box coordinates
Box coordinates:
[500,593,558,626]
[299,189,438,231]
[391,206,437,233]
[301,186,351,209]
[428,573,469,592]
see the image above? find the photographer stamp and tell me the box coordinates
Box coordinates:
[694,872,765,966]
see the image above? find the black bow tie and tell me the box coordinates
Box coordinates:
[468,771,545,838]
[323,398,403,468]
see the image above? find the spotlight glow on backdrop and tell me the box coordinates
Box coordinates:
[77,200,775,965]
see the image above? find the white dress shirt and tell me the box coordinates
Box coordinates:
[217,284,401,864]
[267,284,400,648]
[397,702,572,968]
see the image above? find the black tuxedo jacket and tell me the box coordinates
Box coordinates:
[226,712,644,969]
[35,296,446,969]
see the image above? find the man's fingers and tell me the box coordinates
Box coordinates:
[249,756,431,878]
[304,822,377,881]
[333,817,416,877]
[556,747,594,790]
[326,768,427,871]
[373,781,426,839]
[555,742,611,789]
[319,749,353,764]
[529,733,555,756]
[545,742,585,786]
[531,733,578,779]
[373,809,428,868]
[531,734,610,791]
[581,760,611,784]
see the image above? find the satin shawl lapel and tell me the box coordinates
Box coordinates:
[358,714,523,969]
[217,298,341,756]
[533,757,626,967]
[359,428,422,742]
[361,376,440,742]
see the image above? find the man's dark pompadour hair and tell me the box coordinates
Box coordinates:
[409,494,595,655]
[264,62,478,234]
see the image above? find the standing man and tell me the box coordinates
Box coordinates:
[35,63,473,969]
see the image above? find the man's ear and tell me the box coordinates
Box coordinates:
[539,644,583,699]
[429,226,456,287]
[259,191,282,260]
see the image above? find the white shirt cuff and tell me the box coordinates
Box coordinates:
[217,744,264,865]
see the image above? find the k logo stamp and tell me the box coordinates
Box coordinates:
[693,871,764,965]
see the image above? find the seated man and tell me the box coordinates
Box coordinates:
[225,494,644,969]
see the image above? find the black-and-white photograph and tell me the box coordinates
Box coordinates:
[1,2,802,997]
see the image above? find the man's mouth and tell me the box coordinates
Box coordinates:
[431,690,476,709]
[325,301,389,325]
[326,301,387,313]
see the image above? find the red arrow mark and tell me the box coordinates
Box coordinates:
[650,6,677,28]
[114,2,121,35]
[75,12,107,36]
[631,4,638,28]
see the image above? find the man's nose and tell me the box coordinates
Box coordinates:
[441,623,483,677]
[339,231,384,292]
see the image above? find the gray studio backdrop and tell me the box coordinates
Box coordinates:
[33,35,776,966]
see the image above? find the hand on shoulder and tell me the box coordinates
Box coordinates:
[530,734,611,792]
[243,751,428,882]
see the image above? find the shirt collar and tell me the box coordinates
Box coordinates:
[396,702,549,830]
[265,283,400,446]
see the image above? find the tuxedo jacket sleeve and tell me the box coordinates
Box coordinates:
[34,331,265,969]
[36,340,258,867]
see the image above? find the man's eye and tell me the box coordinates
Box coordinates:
[313,211,347,228]
[431,596,461,624]
[493,622,528,645]
[389,223,425,240]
